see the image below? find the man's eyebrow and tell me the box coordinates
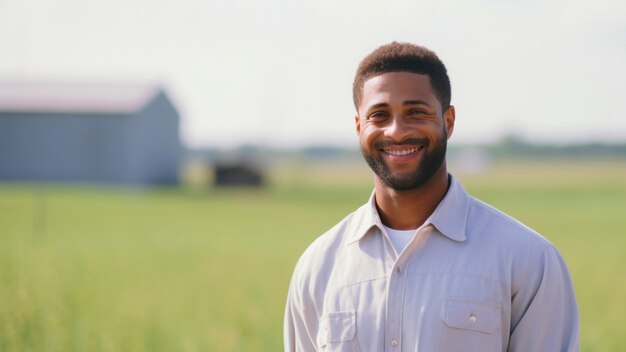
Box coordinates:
[366,100,433,110]
[403,100,432,106]
[367,103,389,110]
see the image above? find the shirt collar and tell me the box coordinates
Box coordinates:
[427,175,469,242]
[346,190,381,245]
[346,174,469,245]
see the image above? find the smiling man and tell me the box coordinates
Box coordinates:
[284,42,579,351]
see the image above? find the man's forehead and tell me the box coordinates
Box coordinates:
[361,72,436,104]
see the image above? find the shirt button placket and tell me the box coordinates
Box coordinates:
[391,338,399,347]
[386,259,405,351]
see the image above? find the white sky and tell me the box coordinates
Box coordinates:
[1,0,624,148]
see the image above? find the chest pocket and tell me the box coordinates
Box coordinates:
[317,311,360,351]
[438,298,501,351]
[443,298,501,333]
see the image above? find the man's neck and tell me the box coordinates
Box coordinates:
[374,166,450,230]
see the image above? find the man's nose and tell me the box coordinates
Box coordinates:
[384,116,412,142]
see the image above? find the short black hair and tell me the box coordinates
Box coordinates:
[353,42,451,111]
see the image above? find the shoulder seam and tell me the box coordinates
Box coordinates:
[468,196,552,247]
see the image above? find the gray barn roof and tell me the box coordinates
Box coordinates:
[0,81,164,114]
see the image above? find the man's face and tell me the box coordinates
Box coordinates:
[355,71,455,191]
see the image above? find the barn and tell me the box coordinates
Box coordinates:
[0,82,181,185]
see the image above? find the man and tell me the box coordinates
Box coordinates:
[284,42,579,351]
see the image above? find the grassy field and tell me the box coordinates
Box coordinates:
[1,160,625,351]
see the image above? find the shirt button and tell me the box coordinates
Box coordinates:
[469,314,477,323]
[396,266,401,275]
[391,338,398,347]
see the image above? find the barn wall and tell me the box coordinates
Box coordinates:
[0,112,133,182]
[0,89,181,185]
[131,92,181,184]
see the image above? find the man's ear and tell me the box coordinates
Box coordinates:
[355,115,361,135]
[444,106,455,139]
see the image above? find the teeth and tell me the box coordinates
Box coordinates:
[385,147,418,156]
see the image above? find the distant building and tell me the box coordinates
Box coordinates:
[0,82,181,185]
[214,162,264,187]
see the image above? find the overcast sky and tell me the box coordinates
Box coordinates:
[1,0,624,148]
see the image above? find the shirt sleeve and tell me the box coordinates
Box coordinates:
[508,244,580,352]
[284,258,319,352]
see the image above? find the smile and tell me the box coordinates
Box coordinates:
[381,146,421,156]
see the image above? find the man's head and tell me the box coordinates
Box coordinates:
[354,43,455,191]
[353,42,451,112]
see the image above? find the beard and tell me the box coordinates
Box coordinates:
[360,130,447,191]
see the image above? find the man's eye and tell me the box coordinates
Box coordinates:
[368,112,388,120]
[409,109,427,115]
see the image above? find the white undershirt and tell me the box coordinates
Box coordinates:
[382,225,417,254]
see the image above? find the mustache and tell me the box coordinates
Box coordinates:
[373,137,429,149]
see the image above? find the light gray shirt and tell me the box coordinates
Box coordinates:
[284,175,579,351]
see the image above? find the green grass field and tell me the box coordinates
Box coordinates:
[1,160,625,351]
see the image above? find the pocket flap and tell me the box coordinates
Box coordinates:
[319,310,356,343]
[442,299,501,334]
